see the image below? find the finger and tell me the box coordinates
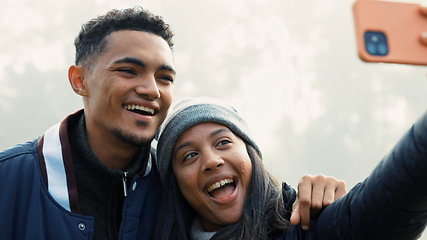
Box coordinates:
[334,180,347,201]
[297,175,313,230]
[299,206,310,231]
[322,181,336,207]
[290,200,301,225]
[310,175,326,211]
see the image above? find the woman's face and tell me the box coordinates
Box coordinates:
[172,122,252,232]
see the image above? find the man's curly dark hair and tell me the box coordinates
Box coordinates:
[74,7,174,69]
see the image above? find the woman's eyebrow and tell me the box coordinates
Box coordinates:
[174,128,231,156]
[174,141,193,155]
[209,128,230,138]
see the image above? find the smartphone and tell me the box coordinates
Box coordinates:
[352,0,427,66]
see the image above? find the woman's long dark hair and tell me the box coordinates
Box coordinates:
[152,144,290,240]
[152,164,195,240]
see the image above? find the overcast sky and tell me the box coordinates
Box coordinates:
[1,1,427,236]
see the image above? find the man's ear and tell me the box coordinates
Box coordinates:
[68,65,88,96]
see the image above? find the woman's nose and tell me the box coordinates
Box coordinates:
[202,151,224,172]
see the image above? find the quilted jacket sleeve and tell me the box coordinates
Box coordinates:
[311,111,427,240]
[282,182,297,221]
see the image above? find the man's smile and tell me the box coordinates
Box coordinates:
[124,104,155,116]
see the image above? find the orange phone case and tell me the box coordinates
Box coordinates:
[352,0,427,66]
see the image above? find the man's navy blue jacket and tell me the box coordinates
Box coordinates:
[0,111,162,240]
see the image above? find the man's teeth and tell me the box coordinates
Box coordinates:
[125,104,154,114]
[207,179,234,192]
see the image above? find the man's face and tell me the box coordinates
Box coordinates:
[82,30,175,147]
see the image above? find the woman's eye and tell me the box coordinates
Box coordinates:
[183,152,198,162]
[217,140,231,146]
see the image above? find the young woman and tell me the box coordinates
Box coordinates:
[153,97,427,239]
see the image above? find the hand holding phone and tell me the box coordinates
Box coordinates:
[352,0,427,66]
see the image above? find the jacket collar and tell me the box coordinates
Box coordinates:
[37,110,80,213]
[37,109,154,213]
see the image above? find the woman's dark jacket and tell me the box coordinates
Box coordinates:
[278,111,427,239]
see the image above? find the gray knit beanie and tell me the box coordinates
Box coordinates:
[156,97,262,185]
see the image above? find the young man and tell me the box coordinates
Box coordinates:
[0,7,175,240]
[0,7,345,240]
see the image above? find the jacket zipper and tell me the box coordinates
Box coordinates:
[122,171,128,197]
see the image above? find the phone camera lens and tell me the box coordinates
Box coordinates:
[364,31,388,56]
[371,35,378,42]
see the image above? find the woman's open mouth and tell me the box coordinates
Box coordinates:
[207,178,236,199]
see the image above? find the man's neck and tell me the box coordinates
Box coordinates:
[86,130,140,170]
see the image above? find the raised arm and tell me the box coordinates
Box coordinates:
[313,111,427,239]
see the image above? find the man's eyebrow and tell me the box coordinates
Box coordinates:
[114,57,145,67]
[113,57,176,75]
[159,65,176,75]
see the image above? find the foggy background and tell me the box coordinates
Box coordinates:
[1,0,427,237]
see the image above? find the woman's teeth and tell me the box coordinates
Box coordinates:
[207,179,234,192]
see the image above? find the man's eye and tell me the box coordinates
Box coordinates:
[158,75,174,83]
[117,68,136,75]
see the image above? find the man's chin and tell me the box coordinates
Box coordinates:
[112,128,154,147]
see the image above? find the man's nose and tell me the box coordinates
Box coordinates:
[135,75,160,100]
